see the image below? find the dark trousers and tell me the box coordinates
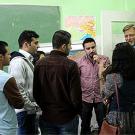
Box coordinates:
[17,111,38,135]
[81,101,105,135]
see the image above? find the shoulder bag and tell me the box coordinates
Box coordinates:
[99,74,120,135]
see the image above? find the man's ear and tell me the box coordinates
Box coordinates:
[23,41,30,48]
[61,44,66,50]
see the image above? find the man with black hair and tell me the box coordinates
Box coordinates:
[76,38,110,134]
[0,41,24,135]
[33,30,82,135]
[8,30,39,135]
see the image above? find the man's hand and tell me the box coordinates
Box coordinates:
[93,55,100,63]
[93,55,107,78]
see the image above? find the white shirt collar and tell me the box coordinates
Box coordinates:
[19,49,33,62]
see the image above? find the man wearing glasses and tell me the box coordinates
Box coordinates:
[123,24,135,48]
[76,38,110,135]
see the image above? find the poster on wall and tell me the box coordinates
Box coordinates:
[68,50,85,61]
[65,16,96,60]
[65,16,96,42]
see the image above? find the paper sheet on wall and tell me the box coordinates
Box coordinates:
[65,16,96,42]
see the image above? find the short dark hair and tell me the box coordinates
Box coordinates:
[0,41,8,55]
[111,42,135,80]
[52,30,71,49]
[82,38,96,48]
[18,30,39,48]
[33,51,46,65]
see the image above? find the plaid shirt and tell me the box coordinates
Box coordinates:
[76,54,110,103]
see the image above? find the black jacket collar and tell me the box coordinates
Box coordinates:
[10,51,25,61]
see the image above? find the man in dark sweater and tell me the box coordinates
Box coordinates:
[33,30,82,135]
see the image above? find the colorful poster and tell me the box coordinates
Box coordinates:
[65,16,96,42]
[68,50,85,61]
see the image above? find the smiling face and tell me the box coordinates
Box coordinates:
[124,27,135,45]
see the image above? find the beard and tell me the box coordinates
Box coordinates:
[87,52,97,59]
[130,41,135,46]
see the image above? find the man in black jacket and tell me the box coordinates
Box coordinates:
[33,30,82,135]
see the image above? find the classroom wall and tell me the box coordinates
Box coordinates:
[0,0,135,51]
[0,0,134,36]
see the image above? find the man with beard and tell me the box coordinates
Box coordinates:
[76,38,110,135]
[33,30,82,135]
[8,30,39,135]
[123,24,135,48]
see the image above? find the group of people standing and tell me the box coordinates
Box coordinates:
[0,24,135,135]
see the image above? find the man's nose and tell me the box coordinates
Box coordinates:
[127,35,131,40]
[90,49,94,52]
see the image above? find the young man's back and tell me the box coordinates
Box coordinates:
[33,30,82,135]
[34,50,81,124]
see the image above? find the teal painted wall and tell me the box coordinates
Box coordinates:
[0,0,135,39]
[1,0,135,72]
[60,0,135,35]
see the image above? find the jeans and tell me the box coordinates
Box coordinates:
[81,101,105,135]
[17,111,38,135]
[39,115,79,135]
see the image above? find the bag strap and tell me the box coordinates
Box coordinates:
[112,73,123,127]
[105,74,120,116]
[22,58,34,72]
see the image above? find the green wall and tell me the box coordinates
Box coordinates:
[60,0,135,35]
[0,0,135,42]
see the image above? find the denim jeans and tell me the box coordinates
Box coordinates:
[17,111,38,135]
[39,115,79,135]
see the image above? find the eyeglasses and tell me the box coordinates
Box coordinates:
[85,46,96,50]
